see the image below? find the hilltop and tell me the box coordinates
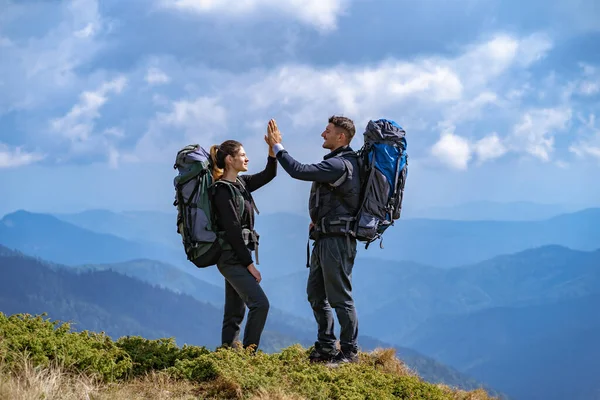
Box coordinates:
[0,312,495,400]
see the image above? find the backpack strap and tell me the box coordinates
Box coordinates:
[210,178,261,265]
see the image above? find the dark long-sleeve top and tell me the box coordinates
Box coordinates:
[212,156,277,267]
[275,146,349,184]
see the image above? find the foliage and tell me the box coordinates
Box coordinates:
[115,336,210,378]
[0,312,496,399]
[0,313,131,382]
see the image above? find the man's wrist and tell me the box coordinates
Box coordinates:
[273,143,285,155]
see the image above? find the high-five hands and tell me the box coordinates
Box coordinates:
[264,119,282,148]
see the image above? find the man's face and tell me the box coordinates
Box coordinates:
[321,123,346,150]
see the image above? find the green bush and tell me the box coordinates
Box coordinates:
[0,312,494,400]
[115,335,210,377]
[0,312,131,382]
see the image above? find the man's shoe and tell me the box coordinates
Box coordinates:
[309,347,337,363]
[326,350,359,366]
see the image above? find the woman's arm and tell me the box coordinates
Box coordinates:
[240,155,277,192]
[212,184,254,267]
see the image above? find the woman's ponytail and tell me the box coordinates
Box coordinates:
[210,145,224,181]
[209,140,242,181]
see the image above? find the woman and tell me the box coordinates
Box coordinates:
[209,138,277,351]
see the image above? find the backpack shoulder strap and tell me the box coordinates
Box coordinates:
[211,179,246,218]
[329,151,356,188]
[235,177,260,215]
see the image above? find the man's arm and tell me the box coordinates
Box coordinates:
[273,145,345,184]
[266,118,345,184]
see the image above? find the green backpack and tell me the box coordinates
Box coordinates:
[173,144,246,268]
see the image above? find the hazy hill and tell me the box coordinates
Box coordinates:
[53,209,179,250]
[263,245,600,341]
[405,201,577,221]
[0,244,310,352]
[0,244,494,392]
[75,259,225,306]
[260,245,600,398]
[0,210,182,266]
[405,294,600,400]
[51,207,600,270]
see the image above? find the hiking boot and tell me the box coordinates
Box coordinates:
[326,350,359,366]
[309,347,337,363]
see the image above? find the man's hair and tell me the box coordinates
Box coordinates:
[329,115,356,143]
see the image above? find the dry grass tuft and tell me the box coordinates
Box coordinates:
[99,371,198,399]
[365,347,416,377]
[0,356,200,400]
[249,387,307,400]
[0,356,97,400]
[437,384,499,400]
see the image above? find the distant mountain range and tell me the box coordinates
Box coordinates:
[0,210,227,285]
[0,210,181,266]
[0,244,493,394]
[2,207,599,398]
[75,259,225,306]
[44,207,600,270]
[404,201,580,221]
[407,294,600,400]
[53,209,180,250]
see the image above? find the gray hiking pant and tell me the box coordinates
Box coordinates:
[307,235,358,355]
[217,250,270,349]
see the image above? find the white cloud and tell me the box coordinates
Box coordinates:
[430,131,507,170]
[0,0,105,114]
[454,33,552,90]
[145,67,171,85]
[74,22,97,38]
[50,76,127,144]
[515,33,554,66]
[570,113,600,161]
[0,144,45,168]
[160,0,347,31]
[474,133,507,163]
[133,96,227,163]
[512,107,572,161]
[431,131,472,170]
[244,61,463,130]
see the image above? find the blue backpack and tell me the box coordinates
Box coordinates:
[353,119,408,248]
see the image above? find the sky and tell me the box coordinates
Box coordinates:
[0,0,599,217]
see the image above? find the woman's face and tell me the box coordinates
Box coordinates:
[226,146,249,172]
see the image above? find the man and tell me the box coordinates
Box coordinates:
[266,116,361,364]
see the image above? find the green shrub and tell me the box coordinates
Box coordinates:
[0,312,495,400]
[0,312,131,382]
[115,335,210,377]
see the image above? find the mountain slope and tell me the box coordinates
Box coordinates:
[0,244,495,393]
[406,295,600,400]
[361,245,600,342]
[53,209,179,250]
[53,207,600,270]
[0,210,183,266]
[75,259,225,306]
[263,245,600,345]
[0,244,311,352]
[405,201,576,221]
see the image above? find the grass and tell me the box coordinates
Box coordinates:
[0,313,497,399]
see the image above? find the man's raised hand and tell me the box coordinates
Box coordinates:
[267,119,282,145]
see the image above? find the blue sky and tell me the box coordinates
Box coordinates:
[0,0,599,217]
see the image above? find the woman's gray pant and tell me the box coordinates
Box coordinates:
[217,250,270,349]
